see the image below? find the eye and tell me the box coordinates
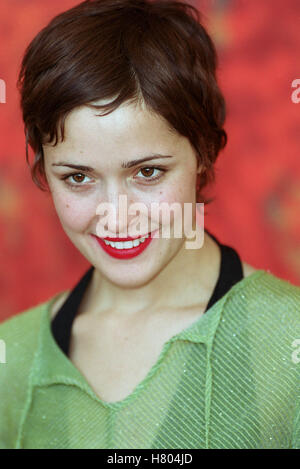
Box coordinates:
[61,172,92,187]
[135,166,167,182]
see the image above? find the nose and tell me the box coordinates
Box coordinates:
[95,177,148,238]
[95,190,129,238]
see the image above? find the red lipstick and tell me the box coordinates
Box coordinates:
[91,231,156,260]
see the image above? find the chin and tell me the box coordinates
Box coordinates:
[104,270,159,289]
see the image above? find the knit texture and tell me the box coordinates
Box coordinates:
[0,270,299,449]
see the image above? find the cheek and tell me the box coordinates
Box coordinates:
[147,180,193,232]
[51,191,95,232]
[159,171,196,206]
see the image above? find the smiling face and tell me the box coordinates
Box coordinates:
[43,100,202,288]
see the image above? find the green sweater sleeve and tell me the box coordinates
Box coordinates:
[0,304,45,449]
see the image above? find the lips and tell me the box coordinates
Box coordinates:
[92,232,154,260]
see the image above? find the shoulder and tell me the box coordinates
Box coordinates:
[0,288,72,372]
[0,294,62,382]
[226,268,300,336]
[237,261,300,319]
[0,301,46,339]
[0,289,70,338]
[0,296,56,354]
[235,268,300,310]
[0,290,71,371]
[251,269,300,307]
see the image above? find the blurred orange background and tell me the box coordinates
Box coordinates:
[0,0,299,321]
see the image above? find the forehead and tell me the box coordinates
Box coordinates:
[54,101,178,150]
[42,100,197,168]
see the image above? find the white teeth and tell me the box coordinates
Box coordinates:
[133,239,140,247]
[103,233,149,249]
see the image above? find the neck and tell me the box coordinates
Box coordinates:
[78,230,221,320]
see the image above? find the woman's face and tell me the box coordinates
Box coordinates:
[43,100,201,288]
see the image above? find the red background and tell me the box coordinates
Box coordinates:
[0,0,299,321]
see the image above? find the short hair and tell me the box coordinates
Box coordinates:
[17,0,227,204]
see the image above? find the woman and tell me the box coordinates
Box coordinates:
[0,0,299,449]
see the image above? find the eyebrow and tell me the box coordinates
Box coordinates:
[51,154,174,171]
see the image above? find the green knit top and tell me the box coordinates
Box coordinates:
[0,269,299,449]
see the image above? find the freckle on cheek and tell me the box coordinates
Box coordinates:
[66,204,70,208]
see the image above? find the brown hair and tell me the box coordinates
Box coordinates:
[17,0,227,203]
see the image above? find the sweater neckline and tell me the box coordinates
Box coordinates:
[34,268,266,410]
